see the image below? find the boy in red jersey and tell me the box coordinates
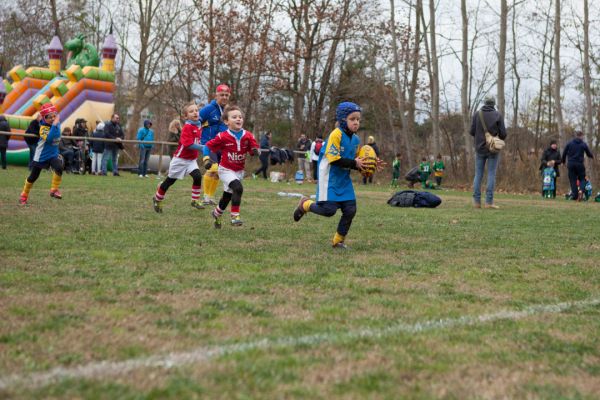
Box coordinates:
[204,105,259,227]
[152,103,205,213]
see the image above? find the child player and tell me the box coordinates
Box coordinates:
[391,153,401,188]
[542,160,557,198]
[19,103,64,205]
[433,153,445,187]
[293,102,378,250]
[205,105,259,228]
[152,102,204,213]
[419,156,432,189]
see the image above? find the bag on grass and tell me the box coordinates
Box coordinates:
[388,190,442,208]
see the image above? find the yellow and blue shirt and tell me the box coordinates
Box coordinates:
[33,122,61,162]
[316,128,360,202]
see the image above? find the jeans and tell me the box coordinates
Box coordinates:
[473,152,499,205]
[138,147,151,176]
[254,153,269,178]
[101,147,119,175]
[91,152,103,174]
[298,157,311,181]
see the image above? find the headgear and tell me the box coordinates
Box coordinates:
[336,102,361,132]
[216,84,231,93]
[40,103,58,119]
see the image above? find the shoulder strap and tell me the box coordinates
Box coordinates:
[478,110,489,132]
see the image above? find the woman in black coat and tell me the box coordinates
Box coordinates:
[0,115,11,169]
[540,140,561,197]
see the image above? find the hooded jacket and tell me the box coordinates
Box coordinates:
[540,146,561,176]
[561,137,594,165]
[469,104,507,155]
[136,120,154,149]
[0,116,10,148]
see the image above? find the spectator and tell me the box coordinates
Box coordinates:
[59,127,81,173]
[296,133,312,182]
[561,130,594,201]
[253,131,271,179]
[470,96,507,209]
[362,135,380,184]
[0,115,9,169]
[137,119,154,178]
[90,122,105,175]
[539,140,561,197]
[25,114,42,170]
[167,119,182,156]
[310,133,324,181]
[101,113,124,176]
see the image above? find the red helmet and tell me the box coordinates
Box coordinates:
[40,103,58,118]
[216,84,231,93]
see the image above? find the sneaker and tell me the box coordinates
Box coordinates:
[152,197,163,213]
[252,173,257,180]
[113,173,121,177]
[293,196,310,222]
[473,202,481,209]
[484,203,500,209]
[332,242,349,250]
[49,189,62,199]
[212,210,222,229]
[139,175,144,178]
[191,200,205,210]
[144,175,150,178]
[18,194,28,205]
[231,215,243,226]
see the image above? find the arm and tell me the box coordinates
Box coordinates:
[136,128,144,141]
[324,130,360,170]
[584,143,594,159]
[561,145,568,164]
[247,133,260,156]
[469,113,476,137]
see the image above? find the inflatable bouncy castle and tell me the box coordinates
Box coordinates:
[0,34,118,165]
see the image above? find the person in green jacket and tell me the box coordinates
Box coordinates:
[391,153,401,188]
[433,153,445,187]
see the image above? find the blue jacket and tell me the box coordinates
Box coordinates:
[136,125,154,149]
[200,100,227,145]
[561,137,593,165]
[33,122,61,162]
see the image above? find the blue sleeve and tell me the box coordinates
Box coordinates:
[47,124,61,141]
[136,128,144,141]
[189,143,205,151]
[199,104,212,123]
[202,145,211,157]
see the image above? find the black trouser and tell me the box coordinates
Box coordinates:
[219,180,243,210]
[254,153,269,179]
[159,169,202,193]
[435,176,442,186]
[567,162,586,199]
[312,160,318,181]
[309,200,357,236]
[28,157,63,183]
[0,146,6,169]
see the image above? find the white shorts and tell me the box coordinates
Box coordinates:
[218,165,244,193]
[167,157,200,180]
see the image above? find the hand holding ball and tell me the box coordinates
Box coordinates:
[357,145,377,177]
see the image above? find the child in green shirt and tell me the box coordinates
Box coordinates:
[433,154,445,187]
[419,157,432,189]
[391,153,401,188]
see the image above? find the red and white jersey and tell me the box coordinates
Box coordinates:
[206,129,259,172]
[173,123,202,160]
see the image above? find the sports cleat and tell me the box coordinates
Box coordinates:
[152,197,163,213]
[212,210,222,229]
[49,189,62,199]
[332,242,349,250]
[203,198,217,206]
[191,200,205,210]
[231,215,243,226]
[293,196,310,222]
[19,194,28,205]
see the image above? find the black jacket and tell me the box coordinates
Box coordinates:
[91,129,105,153]
[25,119,40,146]
[561,138,594,165]
[470,105,507,155]
[540,147,562,176]
[104,120,124,150]
[0,116,10,148]
[369,142,381,157]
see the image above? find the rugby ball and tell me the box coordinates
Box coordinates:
[357,145,377,177]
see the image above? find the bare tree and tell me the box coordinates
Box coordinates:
[428,0,440,155]
[553,0,565,145]
[498,0,507,116]
[461,0,472,164]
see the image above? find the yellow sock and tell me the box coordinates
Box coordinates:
[51,173,62,191]
[207,175,219,198]
[21,179,33,196]
[303,200,314,213]
[332,232,345,246]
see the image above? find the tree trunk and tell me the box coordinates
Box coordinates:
[460,0,472,169]
[498,0,507,116]
[405,0,421,168]
[582,0,594,182]
[428,0,440,155]
[511,0,521,147]
[553,0,565,146]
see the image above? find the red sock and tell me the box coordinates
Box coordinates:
[155,186,166,201]
[231,205,240,214]
[191,185,201,201]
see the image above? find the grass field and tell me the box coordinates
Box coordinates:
[1,166,600,399]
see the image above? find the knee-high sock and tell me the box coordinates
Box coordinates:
[203,175,218,198]
[333,232,345,246]
[21,179,33,197]
[50,173,62,191]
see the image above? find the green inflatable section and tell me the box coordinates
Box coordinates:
[7,149,30,166]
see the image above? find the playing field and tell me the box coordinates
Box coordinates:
[1,167,599,399]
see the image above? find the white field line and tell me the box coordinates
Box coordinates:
[1,298,598,391]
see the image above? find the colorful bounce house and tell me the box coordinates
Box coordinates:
[0,34,118,165]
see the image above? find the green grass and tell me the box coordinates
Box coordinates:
[1,166,600,399]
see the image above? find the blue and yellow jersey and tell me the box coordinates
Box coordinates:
[316,128,360,202]
[200,100,228,145]
[33,123,61,163]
